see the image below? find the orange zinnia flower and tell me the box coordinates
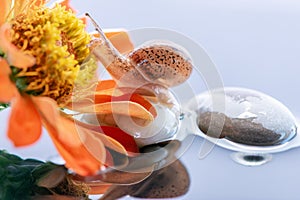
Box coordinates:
[0,0,138,176]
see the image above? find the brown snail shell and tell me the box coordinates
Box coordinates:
[128,41,193,87]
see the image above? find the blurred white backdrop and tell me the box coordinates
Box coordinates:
[71,0,300,116]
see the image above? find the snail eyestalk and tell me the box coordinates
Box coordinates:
[85,13,106,40]
[86,13,125,68]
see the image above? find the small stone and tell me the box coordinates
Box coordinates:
[199,111,281,145]
[197,87,297,146]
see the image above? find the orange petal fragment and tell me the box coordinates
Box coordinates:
[33,0,45,6]
[59,0,76,13]
[0,59,17,102]
[67,80,119,109]
[92,29,134,54]
[96,80,117,91]
[0,75,17,102]
[105,30,134,54]
[13,0,29,16]
[0,0,12,26]
[73,101,154,121]
[95,80,122,96]
[8,95,42,147]
[0,23,35,68]
[80,16,87,25]
[0,57,11,76]
[94,93,157,118]
[95,87,123,97]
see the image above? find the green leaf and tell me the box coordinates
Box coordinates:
[0,151,36,199]
[33,163,66,188]
[0,48,4,57]
[0,103,9,111]
[0,151,90,200]
[0,151,60,199]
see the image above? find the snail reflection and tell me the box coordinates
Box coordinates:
[72,140,190,200]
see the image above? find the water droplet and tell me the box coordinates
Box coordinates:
[179,113,185,120]
[231,152,272,166]
[197,87,297,146]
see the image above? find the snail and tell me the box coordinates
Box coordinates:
[86,13,193,88]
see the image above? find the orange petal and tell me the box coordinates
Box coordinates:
[0,57,10,76]
[96,80,156,117]
[0,0,12,26]
[96,113,152,127]
[59,0,76,13]
[66,80,118,109]
[96,80,116,91]
[8,95,42,147]
[32,0,45,6]
[94,87,123,97]
[13,0,29,16]
[0,75,17,102]
[95,79,122,96]
[0,59,17,102]
[33,97,122,176]
[73,101,154,121]
[80,16,87,25]
[105,30,134,54]
[49,126,104,176]
[94,93,157,118]
[0,23,36,68]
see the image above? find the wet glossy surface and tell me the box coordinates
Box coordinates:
[3,0,300,199]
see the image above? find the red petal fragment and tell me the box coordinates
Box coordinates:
[100,126,139,154]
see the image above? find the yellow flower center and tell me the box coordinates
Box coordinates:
[10,4,97,106]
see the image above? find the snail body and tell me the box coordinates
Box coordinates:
[87,14,192,88]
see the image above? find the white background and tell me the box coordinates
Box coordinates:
[1,0,300,199]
